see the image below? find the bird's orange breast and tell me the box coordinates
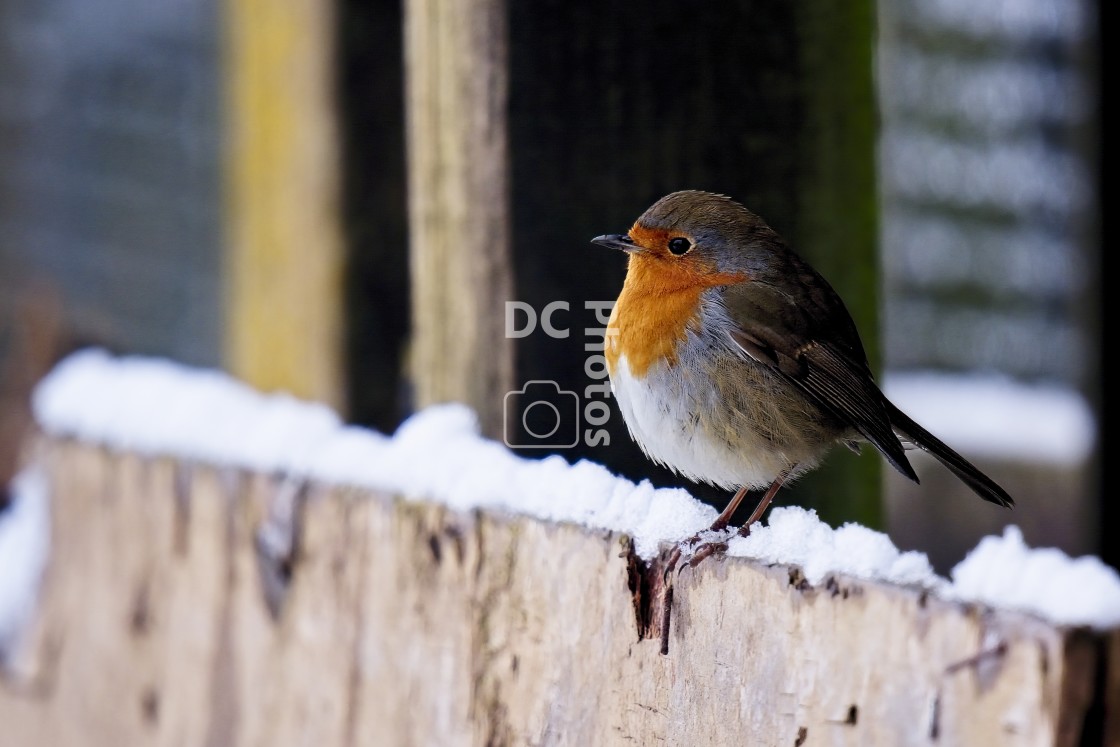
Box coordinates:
[607,235,747,379]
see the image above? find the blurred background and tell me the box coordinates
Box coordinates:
[0,0,1105,573]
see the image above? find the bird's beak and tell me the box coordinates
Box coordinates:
[591,234,640,253]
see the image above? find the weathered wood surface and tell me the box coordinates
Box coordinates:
[1,440,1116,746]
[404,0,514,440]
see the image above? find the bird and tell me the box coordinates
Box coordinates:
[592,190,1013,536]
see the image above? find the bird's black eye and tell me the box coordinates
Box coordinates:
[667,237,691,255]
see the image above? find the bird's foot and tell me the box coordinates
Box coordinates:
[675,527,736,571]
[658,526,735,655]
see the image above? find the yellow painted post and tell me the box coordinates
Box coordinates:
[224,0,344,411]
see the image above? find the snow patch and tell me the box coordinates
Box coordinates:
[948,526,1120,629]
[883,371,1095,465]
[6,348,1116,633]
[727,507,943,589]
[0,469,50,664]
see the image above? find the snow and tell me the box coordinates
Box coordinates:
[726,507,943,589]
[727,508,1120,630]
[883,371,1095,466]
[31,348,717,560]
[32,350,342,473]
[948,526,1120,628]
[0,468,50,663]
[1,347,1115,636]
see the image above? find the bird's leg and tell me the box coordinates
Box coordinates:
[671,483,757,567]
[658,469,794,654]
[737,466,794,537]
[667,486,748,562]
[663,487,749,602]
[709,484,752,532]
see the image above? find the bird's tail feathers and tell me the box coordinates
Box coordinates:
[885,400,1014,508]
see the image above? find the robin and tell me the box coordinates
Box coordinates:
[593,190,1013,538]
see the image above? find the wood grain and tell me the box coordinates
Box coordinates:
[404,0,514,440]
[2,439,1115,745]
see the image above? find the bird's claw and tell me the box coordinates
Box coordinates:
[671,527,735,573]
[686,541,728,569]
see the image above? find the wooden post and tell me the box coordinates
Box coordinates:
[787,1,883,528]
[404,0,514,440]
[224,0,345,410]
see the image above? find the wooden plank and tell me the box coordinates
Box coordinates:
[404,0,514,439]
[224,0,344,410]
[1,439,1115,746]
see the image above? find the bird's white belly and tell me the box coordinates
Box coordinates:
[609,354,795,491]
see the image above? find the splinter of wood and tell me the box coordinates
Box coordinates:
[659,584,674,656]
[945,641,1008,674]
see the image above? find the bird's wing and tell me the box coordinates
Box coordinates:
[718,277,918,483]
